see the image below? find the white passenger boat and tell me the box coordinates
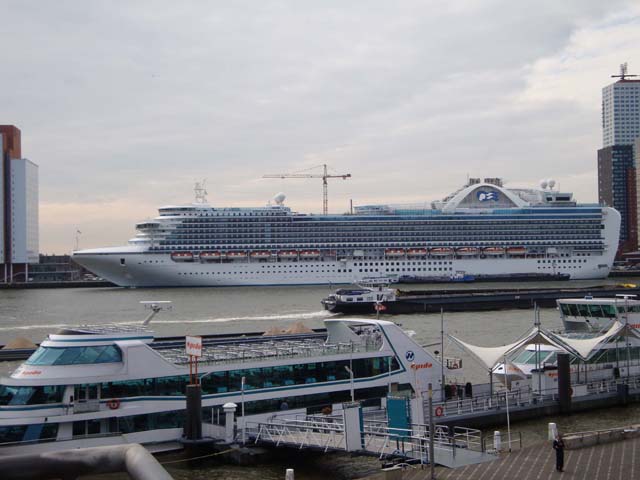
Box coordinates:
[0,314,452,455]
[72,178,620,287]
[558,295,640,332]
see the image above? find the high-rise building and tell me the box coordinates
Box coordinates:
[1,125,39,282]
[598,64,640,254]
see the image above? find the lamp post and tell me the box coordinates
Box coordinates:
[241,376,246,444]
[344,366,355,402]
[504,354,512,453]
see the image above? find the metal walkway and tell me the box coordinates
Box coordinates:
[246,416,497,468]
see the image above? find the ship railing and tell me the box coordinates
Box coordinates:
[0,432,123,448]
[189,342,380,367]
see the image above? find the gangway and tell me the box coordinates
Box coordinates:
[245,416,496,468]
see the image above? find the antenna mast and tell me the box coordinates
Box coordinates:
[194,180,208,204]
[612,62,638,80]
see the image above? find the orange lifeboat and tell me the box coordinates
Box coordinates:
[299,250,321,258]
[171,251,194,262]
[483,247,505,256]
[429,247,453,256]
[507,246,527,255]
[250,250,271,258]
[385,248,406,257]
[227,251,247,258]
[456,247,479,256]
[199,251,221,261]
[278,250,299,258]
[407,248,428,257]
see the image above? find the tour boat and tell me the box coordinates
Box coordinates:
[0,311,451,455]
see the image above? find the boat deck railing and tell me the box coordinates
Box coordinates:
[427,373,640,419]
[160,337,384,366]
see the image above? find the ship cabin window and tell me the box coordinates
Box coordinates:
[120,258,126,266]
[0,385,65,406]
[0,423,58,444]
[26,345,123,366]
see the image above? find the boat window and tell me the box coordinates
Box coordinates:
[542,352,557,364]
[26,345,123,366]
[100,356,401,399]
[601,305,617,318]
[0,423,58,444]
[587,305,604,317]
[568,304,580,316]
[559,304,571,316]
[513,351,535,363]
[577,304,591,317]
[0,385,65,406]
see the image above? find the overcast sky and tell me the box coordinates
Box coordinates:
[2,1,639,253]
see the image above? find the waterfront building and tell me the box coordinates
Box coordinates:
[598,64,640,253]
[0,125,39,282]
[598,145,636,251]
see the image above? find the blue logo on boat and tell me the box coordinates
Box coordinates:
[477,191,498,202]
[405,351,415,361]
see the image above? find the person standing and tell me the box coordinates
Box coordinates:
[553,434,565,472]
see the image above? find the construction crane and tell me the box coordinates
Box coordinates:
[263,164,351,214]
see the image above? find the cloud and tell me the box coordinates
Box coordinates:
[0,1,637,251]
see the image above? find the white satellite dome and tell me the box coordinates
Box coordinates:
[547,179,556,189]
[540,179,548,190]
[273,192,286,205]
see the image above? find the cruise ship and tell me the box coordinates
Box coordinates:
[72,178,621,287]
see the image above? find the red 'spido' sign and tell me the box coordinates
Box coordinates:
[186,336,203,357]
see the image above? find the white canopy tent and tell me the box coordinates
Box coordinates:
[448,321,640,394]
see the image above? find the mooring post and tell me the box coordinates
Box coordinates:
[223,402,238,444]
[185,384,203,440]
[557,353,571,414]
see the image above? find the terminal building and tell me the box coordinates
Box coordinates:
[0,125,39,282]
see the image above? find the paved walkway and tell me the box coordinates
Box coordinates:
[376,436,639,480]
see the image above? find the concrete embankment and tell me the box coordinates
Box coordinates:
[0,280,115,289]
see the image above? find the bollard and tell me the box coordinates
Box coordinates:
[493,431,501,452]
[285,468,295,480]
[548,423,558,441]
[223,402,238,444]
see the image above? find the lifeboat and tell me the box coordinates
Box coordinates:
[429,247,453,256]
[507,246,527,255]
[456,247,479,256]
[227,251,247,258]
[385,248,406,257]
[299,250,321,258]
[199,251,221,261]
[171,251,194,262]
[407,248,428,257]
[250,250,271,258]
[483,247,505,256]
[278,250,299,258]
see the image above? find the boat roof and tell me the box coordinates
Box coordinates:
[558,297,640,305]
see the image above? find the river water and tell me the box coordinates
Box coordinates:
[1,278,639,479]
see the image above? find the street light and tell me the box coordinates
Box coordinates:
[241,376,246,444]
[344,366,354,402]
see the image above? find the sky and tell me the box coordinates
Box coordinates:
[2,0,640,253]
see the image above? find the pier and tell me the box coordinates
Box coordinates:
[369,436,640,479]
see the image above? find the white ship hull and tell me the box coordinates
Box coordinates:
[74,252,613,287]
